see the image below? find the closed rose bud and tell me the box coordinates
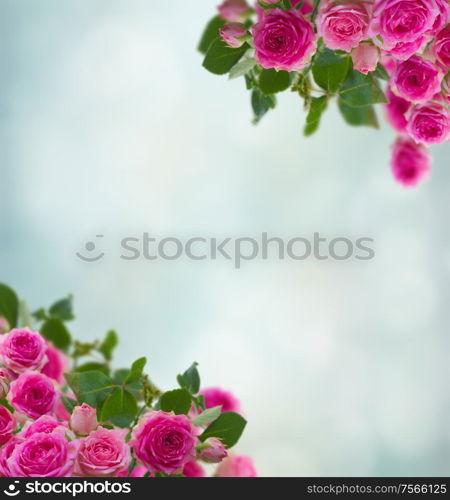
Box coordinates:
[0,370,11,399]
[70,403,98,436]
[220,23,249,49]
[351,42,380,75]
[218,0,251,23]
[198,437,228,463]
[0,317,10,334]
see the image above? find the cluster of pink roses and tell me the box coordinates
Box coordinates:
[206,0,450,187]
[0,326,256,477]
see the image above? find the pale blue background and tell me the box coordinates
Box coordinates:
[1,0,450,476]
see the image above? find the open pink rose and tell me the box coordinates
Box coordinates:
[8,432,78,477]
[392,56,443,103]
[430,0,450,35]
[183,461,205,477]
[384,86,412,133]
[318,1,372,52]
[75,427,130,477]
[0,406,15,445]
[390,136,431,187]
[22,415,69,438]
[407,102,450,144]
[41,343,69,385]
[216,454,257,477]
[218,0,251,22]
[252,8,316,71]
[132,411,196,475]
[70,404,98,436]
[0,437,22,477]
[370,0,441,46]
[351,42,380,74]
[0,328,47,373]
[433,25,450,69]
[220,23,249,48]
[385,37,428,61]
[200,387,242,414]
[9,372,57,419]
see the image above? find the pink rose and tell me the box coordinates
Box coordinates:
[384,37,428,61]
[0,437,22,477]
[132,411,196,475]
[430,0,450,34]
[433,25,450,69]
[384,86,412,133]
[75,427,131,477]
[317,1,372,52]
[252,8,317,71]
[198,437,228,463]
[0,328,47,373]
[370,0,441,46]
[9,372,57,419]
[407,102,450,144]
[0,317,10,334]
[22,415,69,438]
[200,387,242,414]
[390,137,431,187]
[218,0,251,22]
[220,23,249,48]
[215,454,257,477]
[351,42,380,74]
[392,56,443,103]
[70,403,98,436]
[0,406,15,445]
[41,343,69,385]
[8,432,78,477]
[183,461,205,477]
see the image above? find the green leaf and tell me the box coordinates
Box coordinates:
[98,330,118,361]
[160,388,192,415]
[229,55,257,80]
[198,15,225,55]
[125,357,147,384]
[338,99,379,128]
[41,318,72,350]
[199,412,247,449]
[259,68,291,94]
[203,39,248,76]
[100,388,138,428]
[193,406,222,427]
[374,63,389,81]
[65,371,114,410]
[339,69,387,107]
[177,362,200,395]
[312,49,351,92]
[61,395,78,414]
[49,295,74,321]
[77,362,110,376]
[251,89,276,124]
[304,95,328,136]
[0,283,19,329]
[32,308,48,322]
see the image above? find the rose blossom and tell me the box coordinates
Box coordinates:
[317,1,372,52]
[252,8,316,71]
[0,328,47,373]
[0,406,15,445]
[390,136,431,187]
[9,372,57,419]
[351,42,380,74]
[385,37,428,61]
[216,454,257,477]
[392,56,443,103]
[22,415,69,438]
[183,461,205,477]
[198,437,228,463]
[430,0,450,34]
[132,411,196,475]
[0,437,22,477]
[220,23,249,48]
[384,86,412,133]
[218,0,251,22]
[200,387,242,414]
[41,343,69,385]
[75,427,130,477]
[0,317,9,334]
[8,432,78,477]
[407,102,450,144]
[70,403,98,436]
[433,25,450,69]
[370,0,441,46]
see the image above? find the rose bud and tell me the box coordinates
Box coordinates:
[351,42,380,75]
[0,370,11,400]
[390,136,431,187]
[220,23,250,49]
[218,0,251,23]
[198,437,228,464]
[0,317,10,334]
[70,403,98,436]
